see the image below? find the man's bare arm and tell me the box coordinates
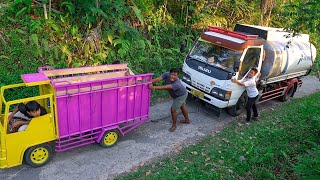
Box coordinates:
[8,106,19,123]
[232,79,245,86]
[153,84,173,90]
[152,76,163,84]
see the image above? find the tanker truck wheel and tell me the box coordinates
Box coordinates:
[227,92,248,117]
[100,130,119,148]
[279,84,296,102]
[24,144,53,167]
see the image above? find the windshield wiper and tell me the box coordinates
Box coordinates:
[211,64,231,73]
[188,56,206,63]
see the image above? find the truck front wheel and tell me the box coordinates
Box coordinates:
[227,92,248,117]
[24,144,53,167]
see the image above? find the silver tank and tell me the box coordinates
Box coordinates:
[234,24,317,79]
[260,40,316,79]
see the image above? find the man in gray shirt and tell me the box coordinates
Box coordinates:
[149,68,190,132]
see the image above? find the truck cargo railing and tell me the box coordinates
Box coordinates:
[39,64,130,79]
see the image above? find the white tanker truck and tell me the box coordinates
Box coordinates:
[181,24,317,116]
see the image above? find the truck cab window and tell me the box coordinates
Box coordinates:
[189,41,241,72]
[238,48,261,79]
[7,100,48,133]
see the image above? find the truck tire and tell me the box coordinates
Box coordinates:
[24,144,53,167]
[279,84,296,102]
[99,130,119,148]
[227,92,248,117]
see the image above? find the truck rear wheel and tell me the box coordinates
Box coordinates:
[279,84,296,102]
[24,144,53,167]
[100,130,119,148]
[227,92,248,117]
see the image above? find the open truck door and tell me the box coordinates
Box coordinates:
[227,45,263,116]
[237,45,263,80]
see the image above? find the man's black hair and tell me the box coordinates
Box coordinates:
[25,101,40,112]
[112,60,120,64]
[169,68,180,75]
[251,67,258,74]
[18,103,26,113]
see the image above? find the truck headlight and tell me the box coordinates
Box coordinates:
[211,88,218,96]
[182,72,191,85]
[210,87,232,101]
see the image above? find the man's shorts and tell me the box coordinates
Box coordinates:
[172,93,188,110]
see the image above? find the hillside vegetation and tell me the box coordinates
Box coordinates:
[0,0,319,100]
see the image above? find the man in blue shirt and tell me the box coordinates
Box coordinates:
[149,68,190,132]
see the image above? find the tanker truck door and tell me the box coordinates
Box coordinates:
[238,46,263,80]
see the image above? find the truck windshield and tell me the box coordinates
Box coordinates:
[189,40,241,72]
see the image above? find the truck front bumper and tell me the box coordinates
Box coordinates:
[182,82,229,109]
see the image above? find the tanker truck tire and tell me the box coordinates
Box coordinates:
[279,84,296,102]
[227,92,248,117]
[24,144,53,167]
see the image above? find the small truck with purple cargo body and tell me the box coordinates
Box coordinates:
[0,64,152,168]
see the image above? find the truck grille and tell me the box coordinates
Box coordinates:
[192,81,210,93]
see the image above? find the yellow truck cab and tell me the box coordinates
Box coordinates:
[0,73,58,168]
[0,64,152,169]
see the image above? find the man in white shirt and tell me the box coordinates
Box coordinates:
[232,68,259,122]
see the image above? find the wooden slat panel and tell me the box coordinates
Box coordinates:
[53,71,127,86]
[43,64,128,77]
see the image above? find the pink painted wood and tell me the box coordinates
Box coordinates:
[38,65,152,152]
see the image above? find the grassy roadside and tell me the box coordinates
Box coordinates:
[116,92,320,179]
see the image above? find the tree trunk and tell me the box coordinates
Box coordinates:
[265,8,272,26]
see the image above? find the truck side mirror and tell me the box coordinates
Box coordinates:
[233,60,240,72]
[180,40,187,53]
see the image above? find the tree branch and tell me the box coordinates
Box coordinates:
[33,0,61,14]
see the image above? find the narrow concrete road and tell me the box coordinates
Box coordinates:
[1,76,319,180]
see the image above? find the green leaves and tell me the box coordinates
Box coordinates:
[131,6,144,25]
[30,34,39,47]
[29,34,42,58]
[15,7,28,17]
[113,38,130,58]
[61,2,75,15]
[0,55,10,60]
[282,0,320,33]
[29,20,41,33]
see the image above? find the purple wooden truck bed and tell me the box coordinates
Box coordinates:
[38,64,152,152]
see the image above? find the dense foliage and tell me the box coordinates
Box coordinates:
[0,0,319,96]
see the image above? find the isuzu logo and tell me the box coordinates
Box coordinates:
[198,66,211,73]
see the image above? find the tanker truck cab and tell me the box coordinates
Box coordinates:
[181,26,265,116]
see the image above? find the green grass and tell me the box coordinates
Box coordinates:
[116,92,320,179]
